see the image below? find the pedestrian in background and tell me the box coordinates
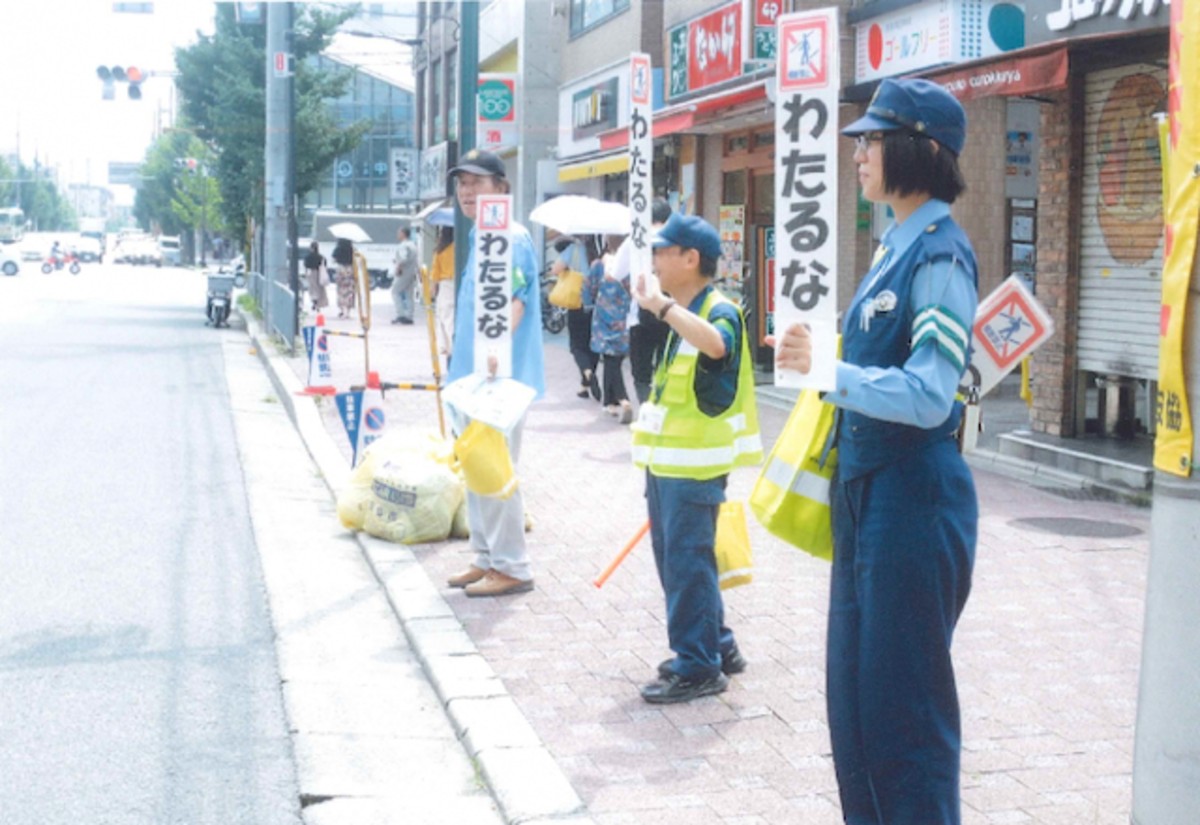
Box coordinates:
[620,198,672,404]
[551,234,599,399]
[303,241,328,312]
[773,77,979,824]
[391,226,418,325]
[428,226,456,365]
[331,238,356,320]
[443,149,545,598]
[631,213,762,704]
[586,233,633,423]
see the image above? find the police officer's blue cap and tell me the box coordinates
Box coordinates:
[650,214,721,262]
[841,78,967,156]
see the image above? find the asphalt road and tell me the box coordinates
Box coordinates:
[0,262,301,824]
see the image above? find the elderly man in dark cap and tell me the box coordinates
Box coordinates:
[443,149,545,598]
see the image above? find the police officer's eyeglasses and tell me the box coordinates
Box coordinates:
[854,132,887,153]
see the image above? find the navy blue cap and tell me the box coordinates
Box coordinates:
[842,78,967,156]
[651,214,722,262]
[448,148,507,180]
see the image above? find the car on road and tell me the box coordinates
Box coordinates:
[112,235,163,267]
[74,234,105,263]
[159,236,182,266]
[1,245,19,276]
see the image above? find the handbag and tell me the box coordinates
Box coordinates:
[748,388,837,561]
[453,420,518,499]
[714,501,752,590]
[548,269,584,310]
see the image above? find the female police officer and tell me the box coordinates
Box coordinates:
[773,77,979,824]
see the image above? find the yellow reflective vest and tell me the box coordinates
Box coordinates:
[632,290,763,480]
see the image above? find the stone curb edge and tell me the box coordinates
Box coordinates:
[239,311,589,825]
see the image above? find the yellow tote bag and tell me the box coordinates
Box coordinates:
[715,501,752,590]
[748,389,836,562]
[454,420,518,499]
[548,270,584,309]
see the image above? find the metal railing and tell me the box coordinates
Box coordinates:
[247,270,298,353]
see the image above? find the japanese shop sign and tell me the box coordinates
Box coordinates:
[667,0,743,100]
[1027,0,1171,45]
[963,275,1055,397]
[336,388,388,468]
[473,194,514,378]
[389,147,418,201]
[628,53,654,290]
[477,74,518,152]
[854,0,1026,85]
[753,0,781,61]
[419,141,454,201]
[774,8,839,391]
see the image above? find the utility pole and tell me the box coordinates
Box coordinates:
[1131,4,1200,820]
[452,2,479,288]
[264,1,294,350]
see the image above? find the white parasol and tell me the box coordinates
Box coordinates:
[529,195,631,236]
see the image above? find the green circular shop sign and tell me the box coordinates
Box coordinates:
[478,79,514,121]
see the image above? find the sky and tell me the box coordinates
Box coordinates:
[0,2,218,200]
[0,1,418,206]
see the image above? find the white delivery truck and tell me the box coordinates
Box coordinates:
[310,211,414,290]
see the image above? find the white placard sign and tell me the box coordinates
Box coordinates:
[473,194,514,379]
[628,53,654,287]
[774,8,840,390]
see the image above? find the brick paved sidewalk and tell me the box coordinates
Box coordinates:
[278,295,1150,825]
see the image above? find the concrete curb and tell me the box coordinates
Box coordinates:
[241,311,588,825]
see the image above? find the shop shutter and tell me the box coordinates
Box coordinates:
[1077,63,1167,381]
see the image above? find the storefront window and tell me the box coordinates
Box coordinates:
[570,0,630,38]
[723,170,746,205]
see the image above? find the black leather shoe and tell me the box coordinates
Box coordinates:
[658,645,747,679]
[640,671,728,704]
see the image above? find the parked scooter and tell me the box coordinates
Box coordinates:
[42,251,81,275]
[206,268,246,328]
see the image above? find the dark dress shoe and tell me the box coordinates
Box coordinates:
[658,645,746,679]
[641,671,728,704]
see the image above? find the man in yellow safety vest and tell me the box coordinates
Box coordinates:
[630,213,762,704]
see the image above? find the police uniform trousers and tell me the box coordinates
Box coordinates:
[467,416,532,582]
[827,438,976,825]
[645,473,735,679]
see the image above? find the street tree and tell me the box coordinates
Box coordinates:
[173,3,368,245]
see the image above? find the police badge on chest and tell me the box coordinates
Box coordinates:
[859,289,897,332]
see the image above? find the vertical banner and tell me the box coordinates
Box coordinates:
[1154,0,1196,477]
[477,74,518,152]
[628,53,654,288]
[774,8,840,390]
[303,319,332,387]
[335,388,388,467]
[474,194,514,379]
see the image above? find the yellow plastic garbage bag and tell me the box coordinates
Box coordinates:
[715,501,752,590]
[748,388,837,562]
[363,457,464,544]
[454,420,518,499]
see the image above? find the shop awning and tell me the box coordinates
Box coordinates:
[921,44,1069,102]
[557,152,630,183]
[595,80,770,151]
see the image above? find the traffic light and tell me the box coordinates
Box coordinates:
[174,158,199,172]
[96,65,144,100]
